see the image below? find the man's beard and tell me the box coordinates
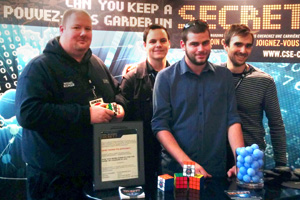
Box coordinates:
[186,51,210,66]
[229,53,247,67]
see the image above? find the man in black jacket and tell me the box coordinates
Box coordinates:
[120,24,170,190]
[15,8,126,200]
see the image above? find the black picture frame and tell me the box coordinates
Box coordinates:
[93,121,145,190]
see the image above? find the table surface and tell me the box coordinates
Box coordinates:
[1,177,300,200]
[94,177,300,200]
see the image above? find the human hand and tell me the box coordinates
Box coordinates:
[227,165,236,177]
[110,104,124,122]
[90,103,115,123]
[122,64,137,76]
[195,162,212,178]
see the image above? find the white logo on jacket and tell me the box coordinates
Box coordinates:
[102,79,109,84]
[63,82,75,88]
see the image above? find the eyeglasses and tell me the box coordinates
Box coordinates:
[183,19,208,30]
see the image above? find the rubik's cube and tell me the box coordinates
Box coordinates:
[174,173,188,189]
[106,103,118,115]
[183,161,196,177]
[189,174,204,190]
[157,174,174,191]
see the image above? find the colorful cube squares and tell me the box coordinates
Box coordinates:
[174,173,188,189]
[183,161,195,177]
[189,174,204,190]
[157,174,174,191]
[158,161,205,194]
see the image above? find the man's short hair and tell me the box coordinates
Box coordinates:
[181,19,210,43]
[224,24,254,46]
[143,24,170,43]
[61,8,91,26]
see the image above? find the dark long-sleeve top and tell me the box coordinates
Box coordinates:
[15,37,126,176]
[231,64,287,166]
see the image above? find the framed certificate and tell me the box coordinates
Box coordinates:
[93,121,145,190]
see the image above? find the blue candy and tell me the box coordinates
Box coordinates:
[237,161,243,168]
[237,144,264,184]
[252,153,259,161]
[252,175,260,183]
[251,161,259,169]
[257,171,263,178]
[237,155,244,163]
[258,159,264,168]
[240,148,248,157]
[253,149,264,159]
[246,146,254,154]
[244,162,251,168]
[237,172,243,180]
[247,168,256,176]
[253,149,260,156]
[251,144,259,150]
[243,175,251,183]
[258,151,264,159]
[245,155,253,163]
[239,167,247,175]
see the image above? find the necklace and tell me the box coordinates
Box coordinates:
[234,64,251,90]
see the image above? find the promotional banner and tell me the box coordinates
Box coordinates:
[0,0,299,178]
[1,0,300,62]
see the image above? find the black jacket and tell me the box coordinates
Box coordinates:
[121,61,153,124]
[120,61,169,176]
[15,37,126,176]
